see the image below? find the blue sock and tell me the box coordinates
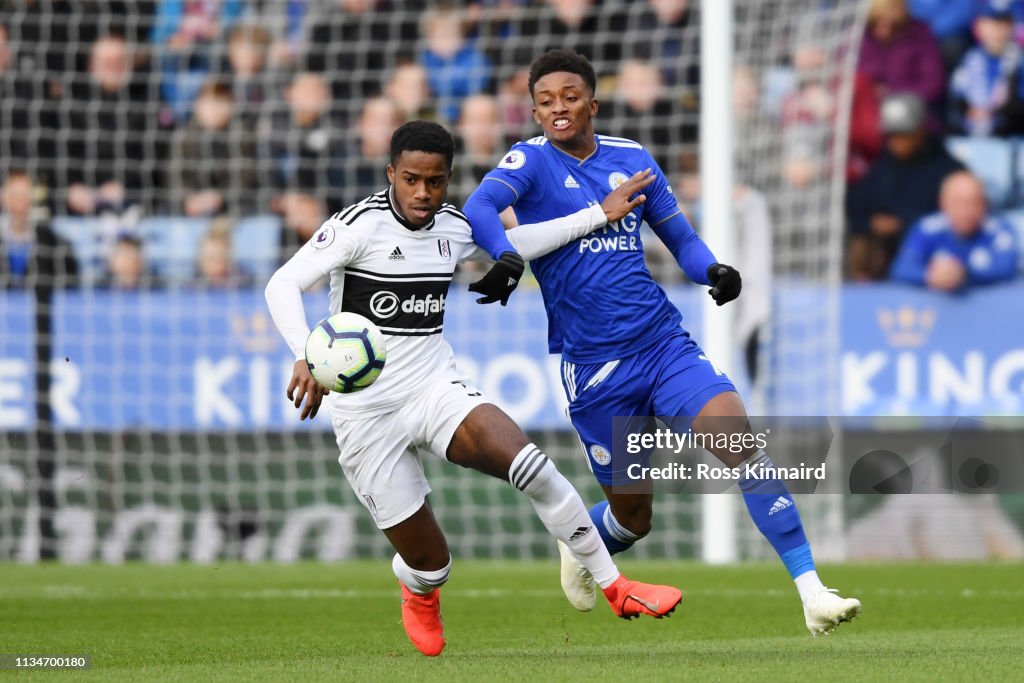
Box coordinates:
[588,500,641,555]
[738,451,816,579]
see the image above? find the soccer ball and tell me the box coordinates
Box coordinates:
[305,312,387,393]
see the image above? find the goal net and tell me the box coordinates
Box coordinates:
[729,0,866,562]
[0,0,865,563]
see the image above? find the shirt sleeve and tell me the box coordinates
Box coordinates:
[460,204,607,263]
[482,145,540,201]
[464,145,541,259]
[505,204,607,260]
[639,150,684,228]
[651,211,718,285]
[264,220,361,360]
[889,222,930,285]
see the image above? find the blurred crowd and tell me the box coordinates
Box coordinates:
[0,0,1021,295]
[843,0,1022,290]
[0,0,698,290]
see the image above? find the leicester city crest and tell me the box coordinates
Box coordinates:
[608,172,629,190]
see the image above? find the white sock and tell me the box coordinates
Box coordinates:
[794,569,826,603]
[392,553,451,595]
[509,444,620,588]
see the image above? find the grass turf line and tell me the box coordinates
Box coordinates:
[3,561,1022,682]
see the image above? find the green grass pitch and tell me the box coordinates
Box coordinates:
[3,561,1022,682]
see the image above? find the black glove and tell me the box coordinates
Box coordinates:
[469,251,525,305]
[706,263,742,306]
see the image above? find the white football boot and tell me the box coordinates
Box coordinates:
[803,588,862,636]
[557,539,596,611]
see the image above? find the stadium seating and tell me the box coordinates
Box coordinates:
[233,215,282,283]
[137,217,212,284]
[50,217,109,285]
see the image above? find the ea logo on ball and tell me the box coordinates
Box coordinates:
[608,172,629,190]
[369,291,400,319]
[589,444,612,466]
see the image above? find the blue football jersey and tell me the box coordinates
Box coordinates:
[481,134,693,363]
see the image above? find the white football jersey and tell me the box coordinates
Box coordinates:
[293,188,486,417]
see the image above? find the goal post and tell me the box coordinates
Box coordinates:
[700,0,739,565]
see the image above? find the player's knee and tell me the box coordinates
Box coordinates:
[398,544,451,572]
[449,404,531,480]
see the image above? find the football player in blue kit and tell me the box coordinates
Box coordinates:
[463,49,861,636]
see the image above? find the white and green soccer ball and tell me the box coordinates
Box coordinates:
[305,312,387,393]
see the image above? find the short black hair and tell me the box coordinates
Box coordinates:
[528,49,597,99]
[389,120,455,170]
[2,167,31,184]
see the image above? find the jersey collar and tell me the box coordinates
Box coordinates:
[386,185,435,232]
[546,134,600,166]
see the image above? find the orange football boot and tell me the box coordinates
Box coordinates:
[603,575,683,620]
[400,583,445,656]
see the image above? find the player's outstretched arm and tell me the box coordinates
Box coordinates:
[464,170,656,304]
[651,211,742,305]
[502,168,655,260]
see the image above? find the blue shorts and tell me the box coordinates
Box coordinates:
[559,330,736,486]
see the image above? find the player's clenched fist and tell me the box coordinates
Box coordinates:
[468,251,525,305]
[707,263,742,306]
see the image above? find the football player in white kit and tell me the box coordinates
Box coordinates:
[265,121,682,656]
